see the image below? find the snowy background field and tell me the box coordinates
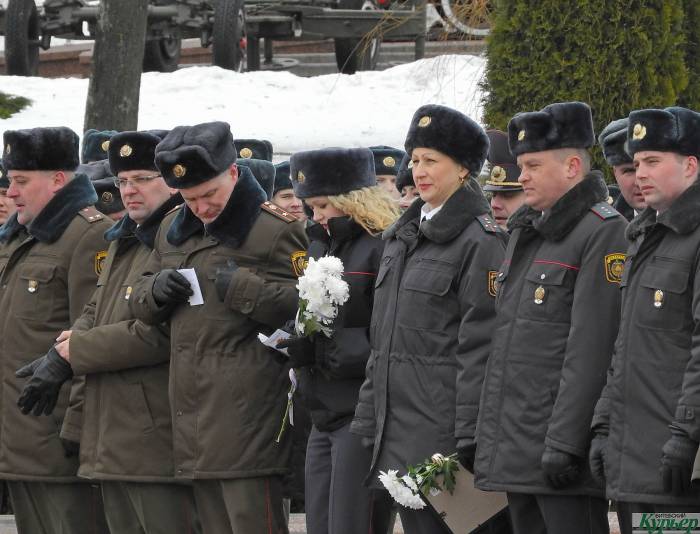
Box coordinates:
[0,54,486,158]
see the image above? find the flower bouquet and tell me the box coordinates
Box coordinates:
[379,453,460,510]
[294,256,350,337]
[276,256,350,443]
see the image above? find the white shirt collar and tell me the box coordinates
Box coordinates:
[420,203,443,222]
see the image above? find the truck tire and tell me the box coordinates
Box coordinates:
[143,34,182,72]
[5,0,40,76]
[334,0,381,74]
[212,0,247,72]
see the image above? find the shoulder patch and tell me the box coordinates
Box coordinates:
[79,206,105,223]
[261,201,297,223]
[476,214,501,233]
[604,253,626,284]
[590,201,620,220]
[291,250,308,277]
[94,250,108,275]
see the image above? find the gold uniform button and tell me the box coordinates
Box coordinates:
[534,285,545,305]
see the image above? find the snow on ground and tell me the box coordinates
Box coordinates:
[0,54,486,156]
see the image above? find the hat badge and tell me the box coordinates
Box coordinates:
[101,140,110,152]
[418,116,432,128]
[297,171,306,183]
[101,191,113,203]
[518,129,526,141]
[119,144,133,157]
[632,123,647,141]
[173,164,187,179]
[490,165,507,182]
[383,156,396,168]
[239,147,253,159]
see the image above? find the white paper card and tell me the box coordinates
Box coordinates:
[257,329,292,356]
[177,268,204,306]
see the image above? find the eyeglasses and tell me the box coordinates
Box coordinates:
[113,174,161,188]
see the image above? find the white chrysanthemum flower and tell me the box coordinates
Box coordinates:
[378,471,425,510]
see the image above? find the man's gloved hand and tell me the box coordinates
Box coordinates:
[661,426,699,496]
[542,446,582,489]
[16,347,73,416]
[61,438,80,458]
[277,336,315,368]
[214,259,239,301]
[457,442,477,473]
[152,269,192,306]
[589,426,609,486]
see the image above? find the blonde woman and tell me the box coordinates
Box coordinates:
[280,148,399,534]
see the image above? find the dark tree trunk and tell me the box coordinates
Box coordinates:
[83,0,149,132]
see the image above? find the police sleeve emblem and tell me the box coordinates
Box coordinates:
[291,251,308,277]
[604,253,626,283]
[488,271,498,297]
[95,251,108,276]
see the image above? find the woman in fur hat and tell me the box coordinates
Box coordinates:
[280,147,400,534]
[350,105,507,533]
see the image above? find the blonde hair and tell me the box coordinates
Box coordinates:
[327,186,401,235]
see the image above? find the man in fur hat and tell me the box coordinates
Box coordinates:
[590,107,700,534]
[0,126,111,534]
[128,121,307,534]
[474,102,628,534]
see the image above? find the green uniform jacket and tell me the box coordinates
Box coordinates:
[130,172,308,480]
[0,175,110,481]
[66,195,182,482]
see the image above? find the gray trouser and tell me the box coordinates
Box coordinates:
[101,480,202,534]
[616,501,700,534]
[305,423,396,534]
[507,492,609,534]
[7,480,109,534]
[192,476,289,534]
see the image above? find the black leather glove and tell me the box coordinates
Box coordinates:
[16,347,73,416]
[277,336,315,368]
[661,425,698,496]
[589,429,608,486]
[61,438,80,458]
[214,259,239,301]
[457,442,477,473]
[152,269,192,306]
[541,446,582,489]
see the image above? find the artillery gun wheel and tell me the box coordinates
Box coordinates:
[5,0,40,76]
[143,34,182,72]
[212,0,247,72]
[334,0,382,74]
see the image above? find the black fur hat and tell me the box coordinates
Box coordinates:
[484,129,522,193]
[599,118,632,166]
[626,107,700,158]
[0,159,7,189]
[404,104,489,176]
[370,146,406,176]
[290,147,376,199]
[234,138,273,161]
[155,121,237,189]
[108,130,164,175]
[508,101,595,157]
[236,158,275,199]
[81,129,118,164]
[395,153,414,192]
[3,127,80,171]
[76,159,124,215]
[273,161,292,195]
